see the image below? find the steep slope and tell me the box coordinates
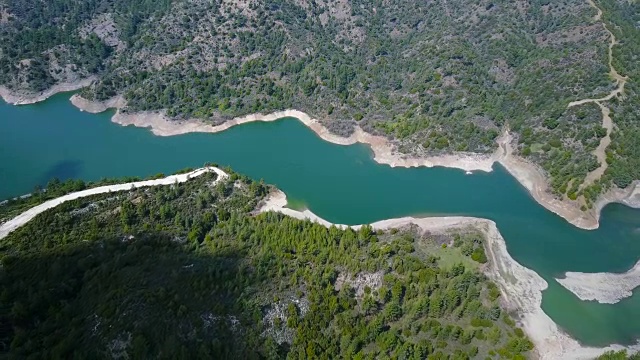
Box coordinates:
[0,0,624,197]
[0,169,534,358]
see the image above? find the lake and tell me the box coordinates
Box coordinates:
[1,93,639,346]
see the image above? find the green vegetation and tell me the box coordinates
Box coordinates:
[0,167,196,223]
[515,103,604,197]
[0,170,532,358]
[0,0,172,92]
[596,350,640,360]
[595,0,640,190]
[0,177,132,223]
[1,0,636,198]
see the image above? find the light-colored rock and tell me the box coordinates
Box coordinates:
[0,78,96,105]
[258,189,640,359]
[556,260,640,304]
[1,168,639,359]
[0,167,228,240]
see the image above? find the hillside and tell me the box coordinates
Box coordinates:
[0,0,637,205]
[0,170,534,359]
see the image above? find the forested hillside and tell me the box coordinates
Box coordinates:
[594,0,640,191]
[0,171,533,359]
[1,0,637,201]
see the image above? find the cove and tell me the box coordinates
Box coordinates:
[1,93,640,347]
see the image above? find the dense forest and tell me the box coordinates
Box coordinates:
[596,351,640,360]
[0,168,194,224]
[594,0,640,190]
[0,170,534,359]
[2,0,635,202]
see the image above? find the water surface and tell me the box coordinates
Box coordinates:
[1,93,640,346]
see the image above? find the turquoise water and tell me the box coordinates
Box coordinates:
[1,93,640,346]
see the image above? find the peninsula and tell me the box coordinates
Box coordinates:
[1,167,638,359]
[2,0,640,358]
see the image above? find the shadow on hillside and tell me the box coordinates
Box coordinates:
[0,233,274,359]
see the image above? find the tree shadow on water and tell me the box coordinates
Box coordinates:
[0,233,268,359]
[38,160,83,186]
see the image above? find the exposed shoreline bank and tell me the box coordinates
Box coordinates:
[69,95,640,230]
[1,0,633,233]
[557,172,640,304]
[0,78,96,105]
[1,167,637,359]
[556,260,640,304]
[2,80,638,230]
[259,189,639,359]
[70,95,497,171]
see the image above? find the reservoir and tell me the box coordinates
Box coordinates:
[1,93,640,347]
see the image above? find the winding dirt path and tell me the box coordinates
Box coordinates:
[582,103,613,187]
[570,0,628,189]
[258,190,639,359]
[587,0,603,21]
[1,165,638,358]
[0,167,228,240]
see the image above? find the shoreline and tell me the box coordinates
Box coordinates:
[0,77,96,105]
[70,95,640,230]
[1,0,633,232]
[596,182,640,214]
[70,93,126,113]
[71,96,496,171]
[1,167,637,359]
[2,81,637,230]
[258,189,639,360]
[556,260,640,304]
